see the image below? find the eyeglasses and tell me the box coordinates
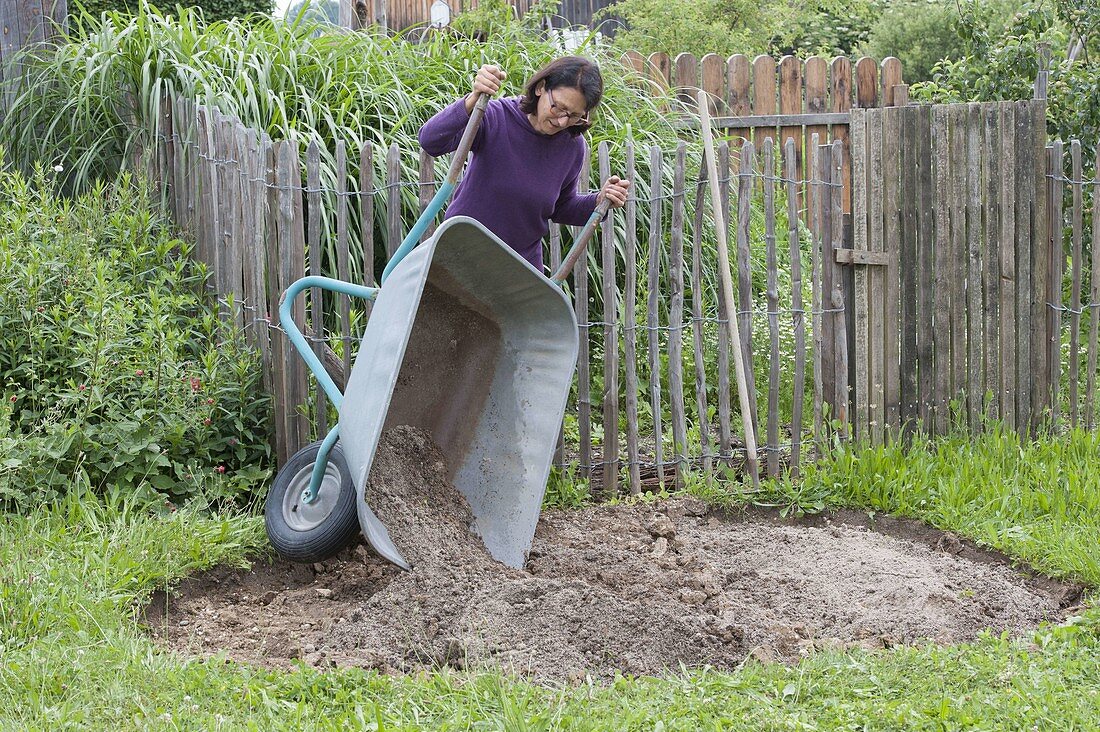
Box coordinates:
[545,87,590,125]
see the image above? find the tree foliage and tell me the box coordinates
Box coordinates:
[860,0,1019,83]
[913,0,1100,156]
[603,0,885,60]
[285,0,338,24]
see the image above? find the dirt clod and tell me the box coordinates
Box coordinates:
[146,427,1080,682]
[646,513,677,539]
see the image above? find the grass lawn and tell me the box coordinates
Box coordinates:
[2,428,1099,731]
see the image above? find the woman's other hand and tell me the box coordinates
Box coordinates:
[596,176,631,209]
[473,65,506,96]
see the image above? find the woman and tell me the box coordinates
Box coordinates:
[418,56,631,272]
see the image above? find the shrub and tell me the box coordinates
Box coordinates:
[861,0,968,83]
[771,0,884,58]
[604,0,777,59]
[71,0,273,23]
[862,0,1019,83]
[0,165,272,509]
[912,0,1100,160]
[284,0,339,23]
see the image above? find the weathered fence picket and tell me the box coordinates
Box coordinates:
[623,142,642,495]
[576,142,593,480]
[829,138,850,436]
[1049,141,1065,426]
[599,142,619,497]
[669,142,688,483]
[850,100,1052,442]
[1069,140,1084,427]
[763,138,780,478]
[690,161,713,477]
[999,103,1017,431]
[307,141,328,437]
[1089,148,1100,430]
[716,142,734,462]
[784,138,806,475]
[965,105,982,427]
[336,141,353,385]
[736,142,759,435]
[645,144,666,489]
[981,105,1000,423]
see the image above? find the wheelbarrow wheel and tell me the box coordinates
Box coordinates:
[264,440,359,563]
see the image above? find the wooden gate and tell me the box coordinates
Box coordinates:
[847,100,1050,441]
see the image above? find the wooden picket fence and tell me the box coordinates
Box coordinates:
[1048,139,1100,430]
[848,101,1049,440]
[847,100,1100,441]
[151,92,853,495]
[148,88,1099,494]
[621,51,905,216]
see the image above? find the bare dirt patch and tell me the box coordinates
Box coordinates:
[146,427,1083,682]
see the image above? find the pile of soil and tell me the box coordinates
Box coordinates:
[146,426,1083,682]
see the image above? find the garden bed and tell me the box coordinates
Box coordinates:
[146,427,1083,683]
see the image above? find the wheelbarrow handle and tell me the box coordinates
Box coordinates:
[446,92,490,185]
[550,198,612,285]
[382,92,489,284]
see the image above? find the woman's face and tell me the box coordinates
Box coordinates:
[530,84,589,136]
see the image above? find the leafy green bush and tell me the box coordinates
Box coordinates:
[862,0,965,83]
[604,0,891,61]
[604,0,777,58]
[862,0,1019,83]
[774,0,884,58]
[913,0,1100,159]
[0,166,272,508]
[71,0,273,23]
[284,0,338,23]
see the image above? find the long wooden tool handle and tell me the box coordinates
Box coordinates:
[551,198,612,285]
[382,93,491,283]
[445,93,490,185]
[698,90,761,489]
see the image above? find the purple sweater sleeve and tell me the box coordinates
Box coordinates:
[550,147,599,226]
[418,97,485,156]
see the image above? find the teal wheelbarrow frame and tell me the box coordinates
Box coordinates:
[264,93,610,570]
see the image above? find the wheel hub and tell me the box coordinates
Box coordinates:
[281,461,342,531]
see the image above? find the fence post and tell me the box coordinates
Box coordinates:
[1033,43,1050,101]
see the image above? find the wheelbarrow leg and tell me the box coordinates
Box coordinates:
[301,425,341,505]
[267,276,410,569]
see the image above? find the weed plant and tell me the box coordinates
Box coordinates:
[0,165,272,507]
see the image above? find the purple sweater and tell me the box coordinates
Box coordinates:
[418,96,599,271]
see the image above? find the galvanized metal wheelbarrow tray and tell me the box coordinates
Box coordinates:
[269,94,609,570]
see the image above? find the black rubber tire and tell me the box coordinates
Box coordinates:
[264,440,360,563]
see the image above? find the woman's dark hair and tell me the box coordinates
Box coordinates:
[519,56,603,136]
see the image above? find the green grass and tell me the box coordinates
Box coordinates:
[3,428,1100,730]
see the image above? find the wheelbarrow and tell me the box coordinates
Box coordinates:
[264,93,610,570]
